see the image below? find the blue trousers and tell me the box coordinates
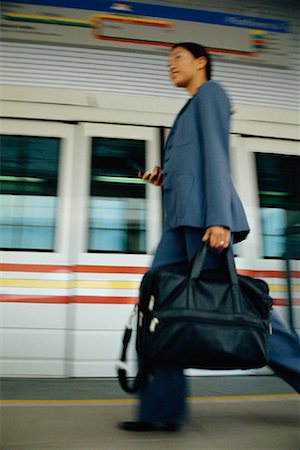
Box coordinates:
[137,225,300,424]
[268,312,300,393]
[138,225,222,424]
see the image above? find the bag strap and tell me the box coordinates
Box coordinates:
[190,241,208,279]
[117,305,150,394]
[191,241,239,286]
[225,245,239,285]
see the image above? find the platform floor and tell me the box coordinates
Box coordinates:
[1,376,299,450]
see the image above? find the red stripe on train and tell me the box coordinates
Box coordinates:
[1,294,299,306]
[1,264,299,278]
[238,270,300,278]
[0,264,147,274]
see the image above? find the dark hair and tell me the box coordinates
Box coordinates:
[172,42,211,80]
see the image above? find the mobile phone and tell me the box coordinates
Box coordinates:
[138,169,145,177]
[127,159,145,177]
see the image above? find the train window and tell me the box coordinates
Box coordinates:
[255,153,300,258]
[0,135,60,251]
[88,137,146,253]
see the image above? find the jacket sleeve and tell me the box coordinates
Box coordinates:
[194,81,233,229]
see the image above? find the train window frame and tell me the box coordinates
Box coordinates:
[0,119,75,265]
[232,136,300,262]
[88,136,147,254]
[73,123,162,266]
[0,135,60,252]
[255,152,300,259]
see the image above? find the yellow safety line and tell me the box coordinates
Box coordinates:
[1,393,298,405]
[188,393,299,402]
[0,398,137,405]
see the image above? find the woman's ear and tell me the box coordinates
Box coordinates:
[195,56,207,72]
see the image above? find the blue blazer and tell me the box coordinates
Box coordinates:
[163,80,249,243]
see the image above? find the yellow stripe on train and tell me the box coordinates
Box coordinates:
[0,279,140,289]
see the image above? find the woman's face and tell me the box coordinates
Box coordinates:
[168,46,198,89]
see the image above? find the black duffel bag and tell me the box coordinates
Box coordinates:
[118,243,273,393]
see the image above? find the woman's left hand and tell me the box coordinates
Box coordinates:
[202,226,231,250]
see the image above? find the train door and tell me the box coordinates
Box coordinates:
[67,123,162,376]
[1,119,162,377]
[0,119,75,376]
[232,136,300,333]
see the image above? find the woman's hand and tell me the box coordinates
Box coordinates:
[202,226,231,250]
[139,165,163,186]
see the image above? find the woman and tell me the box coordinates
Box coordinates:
[120,42,250,431]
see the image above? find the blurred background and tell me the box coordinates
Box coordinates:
[0,0,299,379]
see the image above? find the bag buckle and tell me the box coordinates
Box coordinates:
[127,304,138,329]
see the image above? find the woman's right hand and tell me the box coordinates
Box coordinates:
[139,165,163,186]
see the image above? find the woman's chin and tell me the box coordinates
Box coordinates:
[173,80,186,88]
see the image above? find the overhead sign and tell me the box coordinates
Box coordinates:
[1,0,291,68]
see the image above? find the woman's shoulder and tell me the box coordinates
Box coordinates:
[193,81,230,111]
[195,80,229,100]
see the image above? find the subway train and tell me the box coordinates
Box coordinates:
[0,0,299,379]
[1,90,299,379]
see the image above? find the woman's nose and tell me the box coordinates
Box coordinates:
[168,61,175,72]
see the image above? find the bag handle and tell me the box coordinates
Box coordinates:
[117,305,150,393]
[191,241,239,285]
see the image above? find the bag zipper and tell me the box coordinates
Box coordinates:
[149,314,269,333]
